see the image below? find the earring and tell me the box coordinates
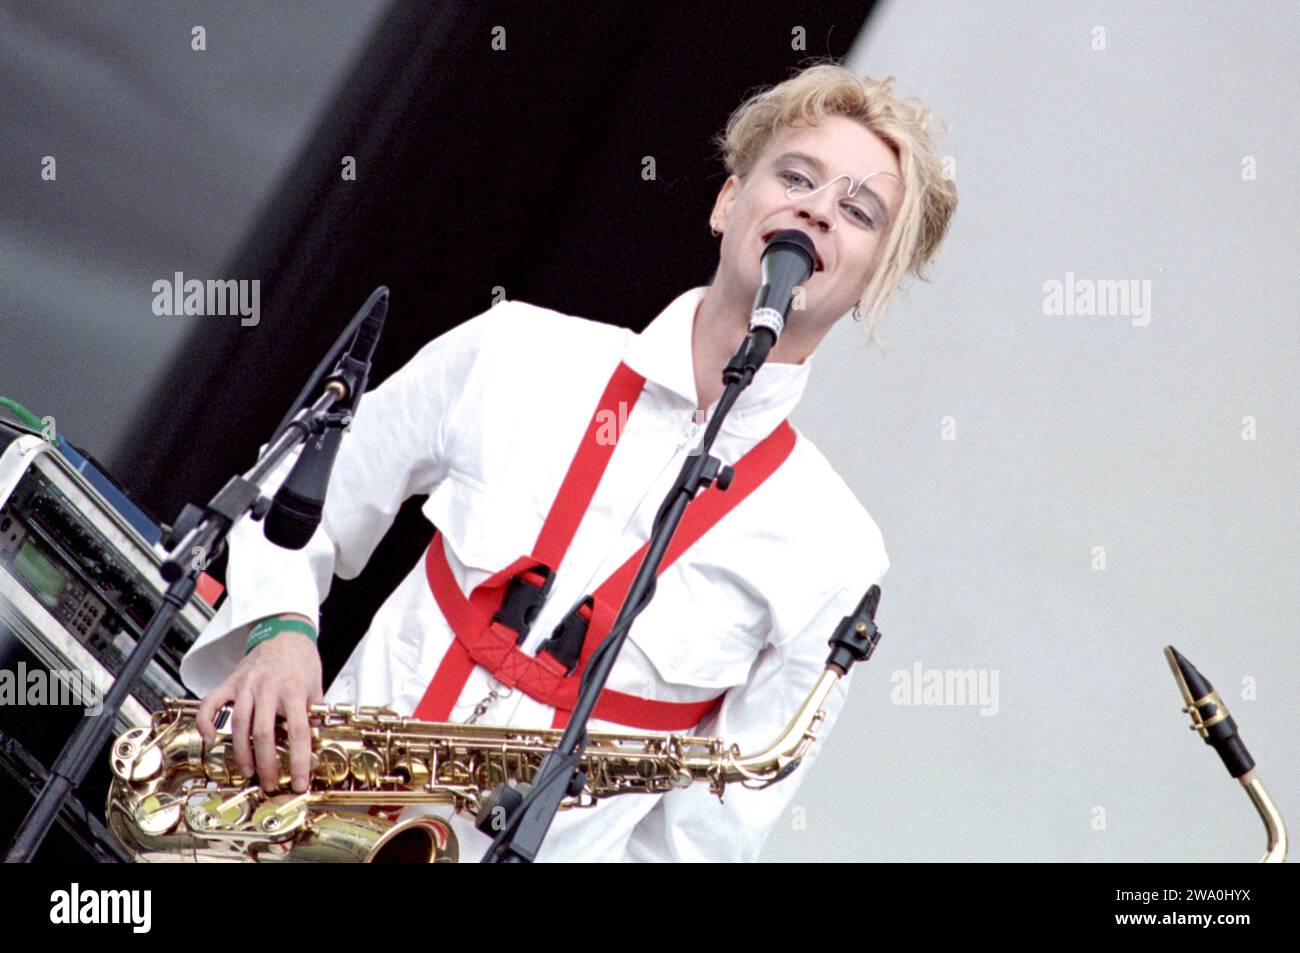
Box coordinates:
[851,304,863,323]
[710,224,721,237]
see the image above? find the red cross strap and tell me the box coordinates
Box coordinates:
[411,360,796,731]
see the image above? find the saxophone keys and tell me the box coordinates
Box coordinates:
[315,745,349,785]
[185,790,251,833]
[250,795,308,837]
[349,749,384,787]
[132,792,182,836]
[203,743,249,786]
[110,727,160,782]
[472,761,508,791]
[394,756,431,789]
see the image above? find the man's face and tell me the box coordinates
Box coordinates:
[710,115,903,326]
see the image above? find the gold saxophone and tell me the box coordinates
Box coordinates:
[106,589,883,863]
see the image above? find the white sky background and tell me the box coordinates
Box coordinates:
[776,1,1298,861]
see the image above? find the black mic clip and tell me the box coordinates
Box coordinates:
[723,332,774,384]
[310,408,355,437]
[323,355,370,415]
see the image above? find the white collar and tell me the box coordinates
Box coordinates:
[622,286,812,440]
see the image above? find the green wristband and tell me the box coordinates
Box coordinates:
[244,617,318,655]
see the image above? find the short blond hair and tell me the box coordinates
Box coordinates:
[714,60,957,342]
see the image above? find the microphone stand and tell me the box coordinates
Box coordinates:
[3,290,381,863]
[480,326,778,863]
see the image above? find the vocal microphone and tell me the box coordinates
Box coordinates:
[724,230,817,381]
[749,229,817,344]
[263,287,389,549]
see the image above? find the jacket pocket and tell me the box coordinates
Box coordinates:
[420,468,543,573]
[624,601,762,691]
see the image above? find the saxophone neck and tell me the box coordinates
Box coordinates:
[727,667,842,783]
[725,585,884,787]
[1165,645,1288,863]
[1239,770,1288,864]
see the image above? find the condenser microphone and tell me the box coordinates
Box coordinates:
[264,287,388,549]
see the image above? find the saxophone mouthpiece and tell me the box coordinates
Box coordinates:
[826,584,882,674]
[1163,644,1253,778]
[1164,645,1288,863]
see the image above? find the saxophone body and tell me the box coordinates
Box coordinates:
[107,669,848,862]
[108,586,883,863]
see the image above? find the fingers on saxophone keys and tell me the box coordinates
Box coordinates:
[230,689,256,779]
[195,689,228,746]
[252,689,281,793]
[285,697,311,793]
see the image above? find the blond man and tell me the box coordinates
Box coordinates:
[183,61,957,862]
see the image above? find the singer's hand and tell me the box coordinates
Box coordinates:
[195,614,323,795]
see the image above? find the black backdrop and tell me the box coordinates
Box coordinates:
[115,2,877,682]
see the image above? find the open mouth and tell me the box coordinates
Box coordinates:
[762,230,824,272]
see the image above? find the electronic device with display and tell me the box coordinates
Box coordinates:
[0,431,216,726]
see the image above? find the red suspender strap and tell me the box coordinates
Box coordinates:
[532,361,648,570]
[549,418,795,729]
[413,361,644,722]
[412,360,797,731]
[421,527,747,731]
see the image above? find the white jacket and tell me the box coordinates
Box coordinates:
[180,285,889,862]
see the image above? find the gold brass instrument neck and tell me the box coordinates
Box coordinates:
[724,668,841,787]
[1241,771,1288,864]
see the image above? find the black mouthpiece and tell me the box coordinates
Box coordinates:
[1164,645,1255,779]
[1168,646,1213,701]
[826,584,883,674]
